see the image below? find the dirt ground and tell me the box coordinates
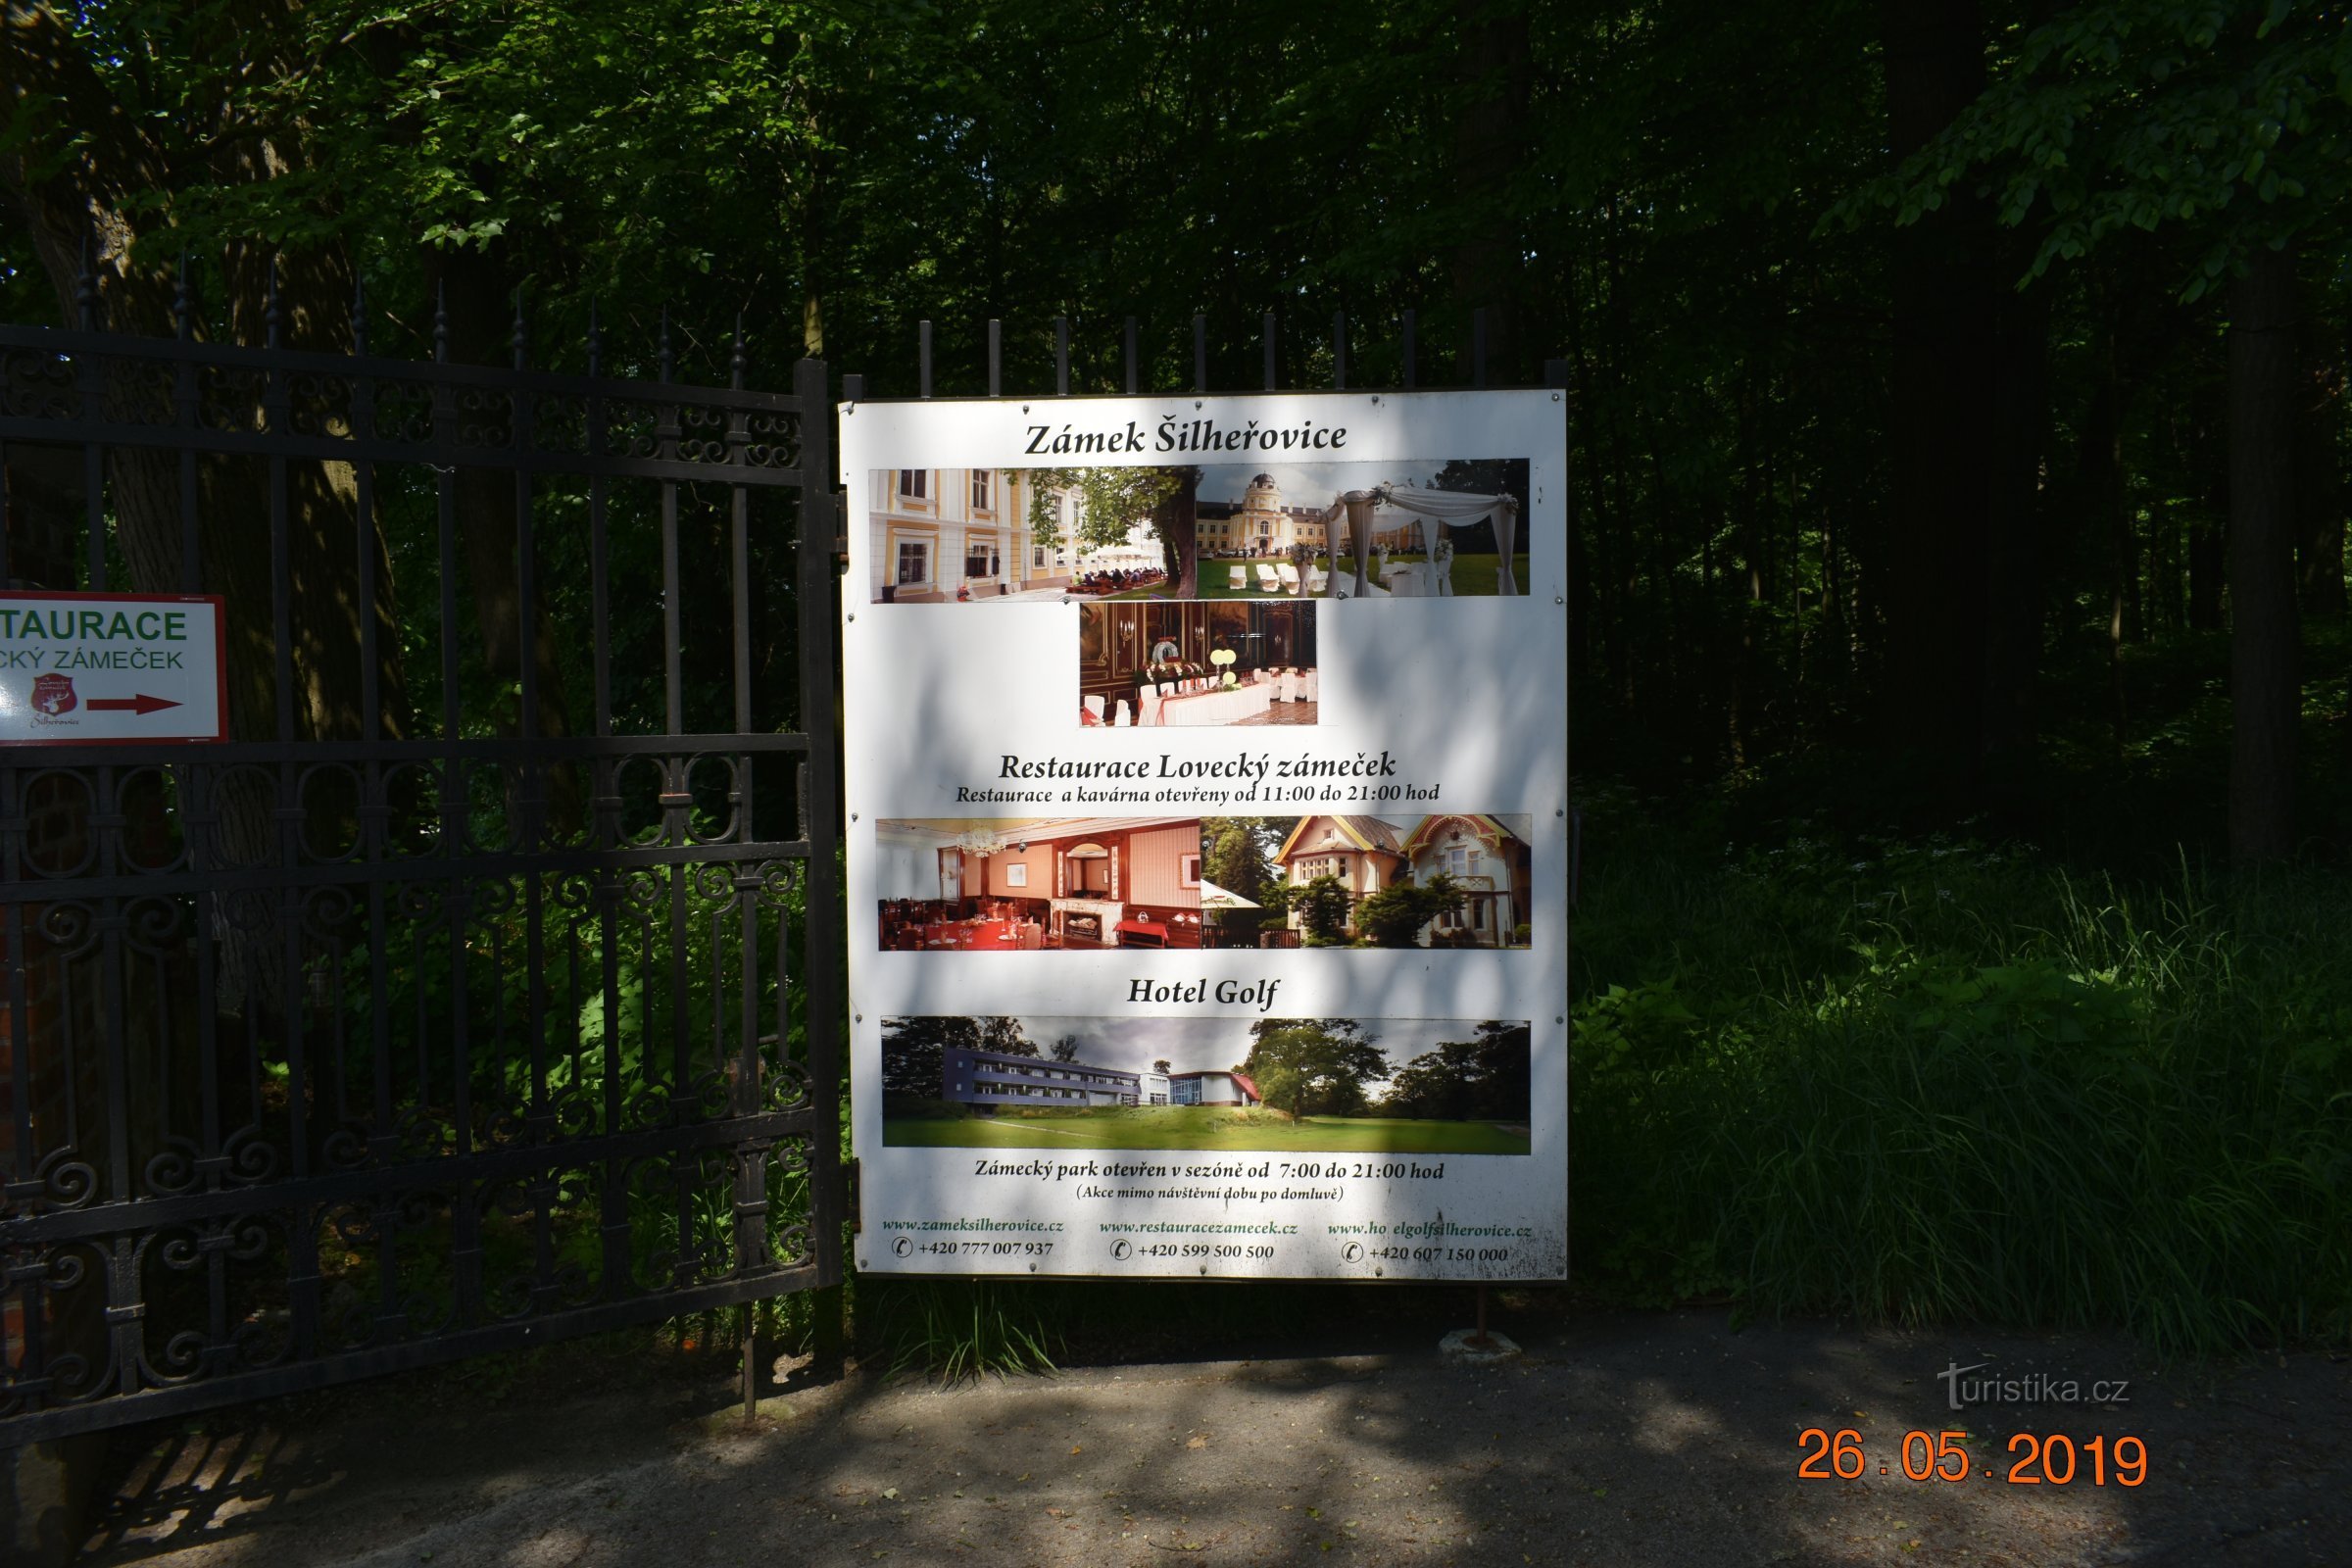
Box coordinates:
[67,1306,2350,1567]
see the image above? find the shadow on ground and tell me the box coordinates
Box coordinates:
[70,1306,2352,1567]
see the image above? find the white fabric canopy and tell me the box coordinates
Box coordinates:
[1198,879,1260,910]
[1371,485,1520,595]
[1316,484,1521,597]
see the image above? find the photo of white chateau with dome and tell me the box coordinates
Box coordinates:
[1192,460,1532,599]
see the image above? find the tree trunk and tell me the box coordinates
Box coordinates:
[2228,245,2302,862]
[1447,0,1532,383]
[1159,472,1200,599]
[2296,319,2346,619]
[1980,257,2050,796]
[423,244,583,832]
[5,0,412,1034]
[1876,0,1997,792]
[2,2,404,749]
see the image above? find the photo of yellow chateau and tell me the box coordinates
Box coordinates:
[865,467,1163,602]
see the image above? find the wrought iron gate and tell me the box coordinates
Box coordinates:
[0,270,843,1443]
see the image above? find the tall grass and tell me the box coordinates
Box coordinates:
[1571,793,2352,1357]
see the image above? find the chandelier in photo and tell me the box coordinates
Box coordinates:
[955,826,1008,857]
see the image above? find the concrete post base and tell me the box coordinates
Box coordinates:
[2,1434,107,1568]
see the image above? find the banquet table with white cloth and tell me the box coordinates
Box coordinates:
[1154,682,1274,725]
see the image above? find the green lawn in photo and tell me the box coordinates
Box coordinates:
[1192,553,1531,598]
[883,1102,1531,1153]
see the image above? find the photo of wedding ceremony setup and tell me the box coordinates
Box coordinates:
[1192,459,1531,599]
[873,817,1206,950]
[1197,814,1537,950]
[1077,601,1318,726]
[879,1014,1532,1154]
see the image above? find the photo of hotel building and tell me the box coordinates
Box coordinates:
[866,467,1156,602]
[875,816,1203,950]
[880,1013,1529,1154]
[939,1049,1261,1112]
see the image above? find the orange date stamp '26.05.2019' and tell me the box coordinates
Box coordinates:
[1796,1428,2147,1486]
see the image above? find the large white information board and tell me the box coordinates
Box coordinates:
[842,390,1568,1279]
[0,593,227,745]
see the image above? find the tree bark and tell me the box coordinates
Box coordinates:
[1447,0,1533,383]
[2227,245,2302,862]
[419,243,585,834]
[1159,472,1200,600]
[2,1,405,748]
[4,0,410,1034]
[2296,318,2346,619]
[1980,254,2050,796]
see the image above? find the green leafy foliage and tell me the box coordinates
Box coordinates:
[1569,793,2352,1352]
[1240,1019,1390,1121]
[1351,872,1467,949]
[1844,0,2352,296]
[1292,875,1353,945]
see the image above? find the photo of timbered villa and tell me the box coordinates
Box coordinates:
[1267,813,1535,948]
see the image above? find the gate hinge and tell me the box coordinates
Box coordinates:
[845,1158,860,1233]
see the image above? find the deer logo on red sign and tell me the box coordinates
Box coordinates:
[30,672,77,718]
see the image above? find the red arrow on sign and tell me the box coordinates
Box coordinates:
[87,694,183,715]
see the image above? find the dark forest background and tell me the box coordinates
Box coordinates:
[6,0,2347,859]
[6,0,2350,1353]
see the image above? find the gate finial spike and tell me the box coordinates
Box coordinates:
[511,288,528,370]
[351,273,368,356]
[659,309,674,384]
[175,251,194,342]
[265,257,282,349]
[433,278,450,364]
[731,311,747,390]
[586,300,603,378]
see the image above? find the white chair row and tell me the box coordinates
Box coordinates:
[1083,693,1142,726]
[1249,667,1319,703]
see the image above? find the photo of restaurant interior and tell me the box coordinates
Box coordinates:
[1077,601,1317,726]
[874,817,1204,950]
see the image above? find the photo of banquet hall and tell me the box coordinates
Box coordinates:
[1077,601,1317,727]
[874,817,1205,950]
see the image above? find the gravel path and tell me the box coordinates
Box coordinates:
[72,1309,2350,1567]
